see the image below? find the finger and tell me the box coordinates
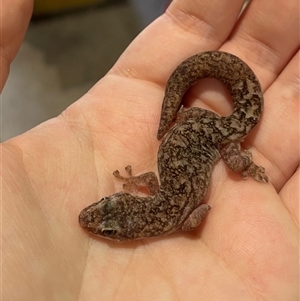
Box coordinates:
[222,0,300,89]
[222,0,299,188]
[111,0,247,83]
[280,166,300,227]
[1,0,33,91]
[258,51,299,189]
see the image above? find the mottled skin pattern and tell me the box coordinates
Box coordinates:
[79,51,268,242]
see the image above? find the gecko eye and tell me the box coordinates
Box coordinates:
[101,229,117,237]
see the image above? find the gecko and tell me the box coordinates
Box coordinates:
[79,51,268,242]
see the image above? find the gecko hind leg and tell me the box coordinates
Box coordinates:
[113,165,160,195]
[219,143,269,183]
[177,107,268,183]
[181,204,211,231]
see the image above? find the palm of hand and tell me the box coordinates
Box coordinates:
[3,1,299,300]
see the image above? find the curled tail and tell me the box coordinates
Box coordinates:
[157,51,263,141]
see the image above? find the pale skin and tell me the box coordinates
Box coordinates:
[2,0,299,300]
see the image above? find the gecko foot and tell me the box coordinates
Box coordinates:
[240,150,269,183]
[242,162,269,183]
[181,204,211,231]
[113,165,160,195]
[219,144,269,183]
[113,165,136,193]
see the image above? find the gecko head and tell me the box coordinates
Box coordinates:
[78,193,137,242]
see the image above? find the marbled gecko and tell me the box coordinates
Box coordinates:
[79,51,268,242]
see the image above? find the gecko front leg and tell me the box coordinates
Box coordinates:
[113,165,160,195]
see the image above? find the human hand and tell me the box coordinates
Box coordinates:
[2,0,299,300]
